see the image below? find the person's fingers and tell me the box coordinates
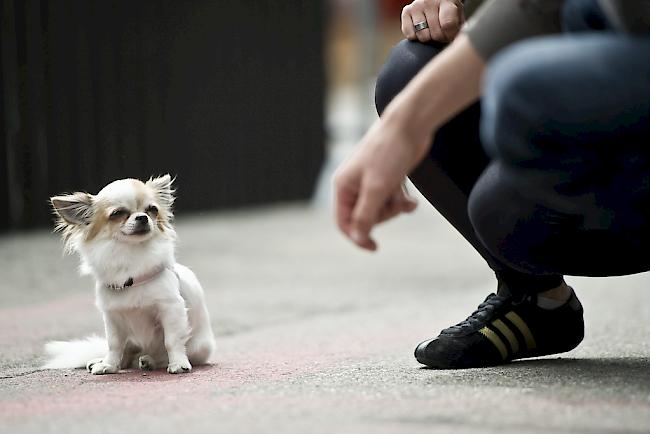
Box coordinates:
[350,177,389,251]
[333,170,359,237]
[439,0,462,41]
[398,190,418,213]
[401,5,417,40]
[375,190,400,224]
[409,5,432,43]
[377,205,401,224]
[335,187,356,235]
[423,0,445,42]
[392,186,418,215]
[375,186,418,224]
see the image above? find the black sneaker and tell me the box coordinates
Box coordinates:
[414,288,584,369]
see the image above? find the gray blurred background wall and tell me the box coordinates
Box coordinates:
[0,0,325,230]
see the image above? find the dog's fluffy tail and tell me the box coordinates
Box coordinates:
[42,336,108,369]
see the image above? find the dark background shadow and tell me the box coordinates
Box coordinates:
[1,0,325,230]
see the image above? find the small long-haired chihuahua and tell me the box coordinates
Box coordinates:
[44,174,216,374]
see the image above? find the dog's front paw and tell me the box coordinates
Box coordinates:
[167,358,192,374]
[86,358,104,372]
[89,361,119,375]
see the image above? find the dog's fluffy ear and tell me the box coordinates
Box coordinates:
[51,193,94,226]
[146,174,175,209]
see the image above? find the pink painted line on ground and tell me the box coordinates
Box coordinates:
[0,350,334,422]
[0,294,95,345]
[0,305,416,422]
[0,314,396,421]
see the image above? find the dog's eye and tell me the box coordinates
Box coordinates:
[109,208,128,220]
[146,205,159,216]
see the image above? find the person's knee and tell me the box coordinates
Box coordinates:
[480,41,558,165]
[375,39,443,115]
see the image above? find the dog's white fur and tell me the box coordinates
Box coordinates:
[44,175,216,374]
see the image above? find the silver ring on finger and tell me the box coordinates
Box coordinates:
[414,21,429,32]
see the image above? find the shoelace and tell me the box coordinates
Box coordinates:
[443,293,509,332]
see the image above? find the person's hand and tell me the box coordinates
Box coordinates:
[334,33,484,251]
[401,0,465,43]
[333,116,431,251]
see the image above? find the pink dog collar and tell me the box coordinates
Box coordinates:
[105,264,169,291]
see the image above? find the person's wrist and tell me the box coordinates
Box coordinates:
[381,102,434,161]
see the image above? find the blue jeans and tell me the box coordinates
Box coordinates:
[375,0,650,294]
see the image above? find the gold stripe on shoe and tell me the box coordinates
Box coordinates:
[492,319,519,355]
[479,327,508,360]
[505,311,537,350]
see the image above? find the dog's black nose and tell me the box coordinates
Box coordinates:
[135,215,148,222]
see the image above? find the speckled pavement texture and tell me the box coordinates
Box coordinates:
[1,203,649,434]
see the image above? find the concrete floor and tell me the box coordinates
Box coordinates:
[1,200,649,434]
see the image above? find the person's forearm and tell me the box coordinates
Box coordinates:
[382,34,485,145]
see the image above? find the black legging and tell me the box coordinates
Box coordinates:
[375,40,564,295]
[374,34,650,296]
